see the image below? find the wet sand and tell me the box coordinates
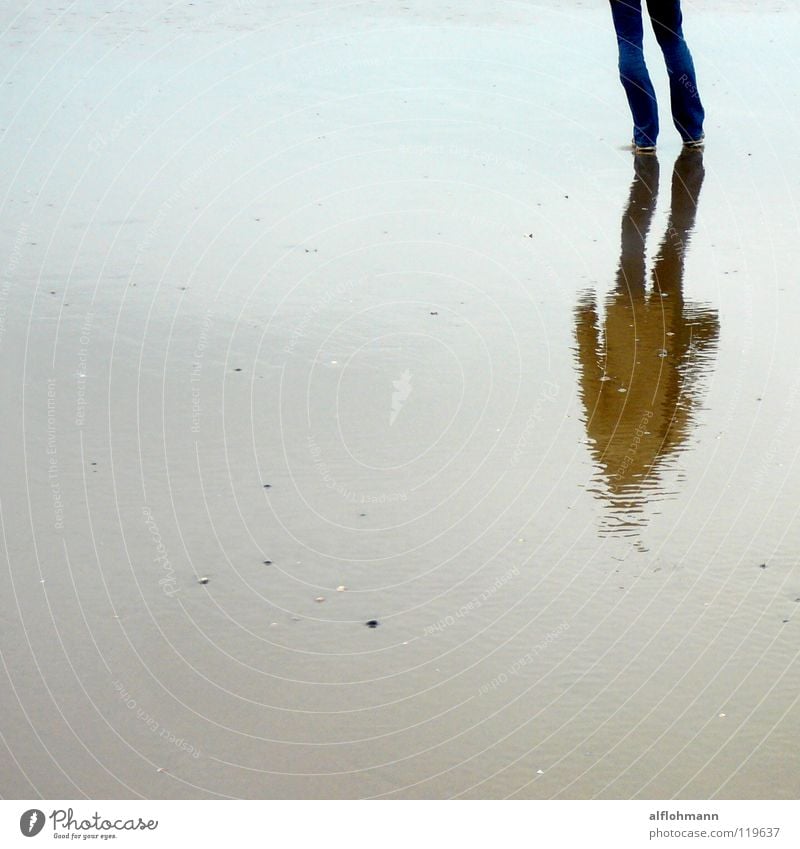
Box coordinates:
[1,1,799,799]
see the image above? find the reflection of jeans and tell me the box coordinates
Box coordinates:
[609,0,705,146]
[573,148,717,533]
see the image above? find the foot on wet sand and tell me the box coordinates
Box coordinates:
[683,134,705,149]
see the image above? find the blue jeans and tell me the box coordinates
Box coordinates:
[609,0,705,146]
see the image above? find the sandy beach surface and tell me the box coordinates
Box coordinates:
[1,1,799,799]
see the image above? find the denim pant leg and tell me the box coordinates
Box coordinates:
[609,0,659,146]
[646,0,705,141]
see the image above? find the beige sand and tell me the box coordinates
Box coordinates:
[1,0,798,799]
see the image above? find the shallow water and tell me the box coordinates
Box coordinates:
[1,1,799,799]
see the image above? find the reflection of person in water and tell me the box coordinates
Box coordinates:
[574,148,719,535]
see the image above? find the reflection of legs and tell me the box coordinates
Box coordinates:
[651,149,717,377]
[574,292,604,387]
[652,148,704,299]
[669,147,705,230]
[610,0,659,147]
[617,154,660,296]
[646,0,705,142]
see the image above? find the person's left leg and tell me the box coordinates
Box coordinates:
[645,0,705,142]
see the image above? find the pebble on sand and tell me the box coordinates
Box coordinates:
[314,596,326,603]
[198,577,209,584]
[366,620,379,628]
[336,586,348,592]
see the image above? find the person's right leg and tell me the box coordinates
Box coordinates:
[646,0,705,143]
[609,0,659,147]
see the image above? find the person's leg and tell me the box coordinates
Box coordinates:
[609,0,659,147]
[645,0,705,142]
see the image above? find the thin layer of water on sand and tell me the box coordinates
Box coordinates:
[1,1,798,800]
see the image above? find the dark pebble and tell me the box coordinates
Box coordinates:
[263,484,271,489]
[233,368,242,372]
[759,563,767,569]
[365,620,379,628]
[263,560,272,565]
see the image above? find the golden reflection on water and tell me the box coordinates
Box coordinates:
[574,149,719,536]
